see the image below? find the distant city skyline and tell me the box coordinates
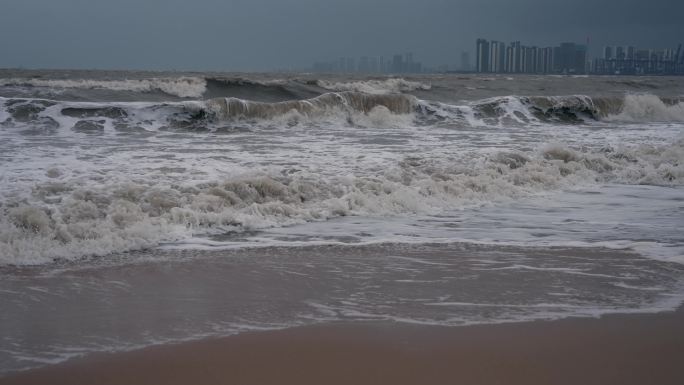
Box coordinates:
[1,0,682,71]
[473,37,683,75]
[475,38,588,75]
[304,38,684,75]
[310,53,424,74]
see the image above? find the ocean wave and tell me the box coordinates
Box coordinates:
[420,94,684,126]
[316,78,432,94]
[604,94,684,122]
[0,77,207,98]
[0,92,418,132]
[203,77,325,101]
[204,92,415,121]
[2,93,684,135]
[1,140,682,265]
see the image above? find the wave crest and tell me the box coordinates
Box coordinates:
[317,78,431,94]
[0,77,207,98]
[205,92,416,121]
[2,93,684,135]
[605,94,684,122]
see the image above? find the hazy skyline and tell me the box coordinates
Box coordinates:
[1,0,682,71]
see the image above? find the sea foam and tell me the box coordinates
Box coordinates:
[1,140,681,265]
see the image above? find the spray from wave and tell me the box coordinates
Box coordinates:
[604,94,684,122]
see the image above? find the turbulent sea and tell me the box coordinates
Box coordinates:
[1,70,683,374]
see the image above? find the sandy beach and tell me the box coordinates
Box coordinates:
[2,305,683,385]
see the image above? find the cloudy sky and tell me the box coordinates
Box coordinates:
[1,0,682,71]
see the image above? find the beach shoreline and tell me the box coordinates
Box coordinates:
[2,306,683,385]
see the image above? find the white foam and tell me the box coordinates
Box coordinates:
[2,90,684,266]
[0,102,9,122]
[606,94,684,122]
[1,139,682,265]
[477,265,626,279]
[0,97,210,133]
[317,78,431,94]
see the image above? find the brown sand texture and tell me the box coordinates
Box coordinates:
[2,306,683,385]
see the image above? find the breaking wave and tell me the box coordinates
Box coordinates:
[203,92,415,126]
[0,76,430,101]
[317,78,432,94]
[0,92,417,133]
[604,94,684,122]
[1,138,682,265]
[2,93,683,133]
[0,77,208,98]
[420,94,684,126]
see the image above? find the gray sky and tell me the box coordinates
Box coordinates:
[1,0,682,71]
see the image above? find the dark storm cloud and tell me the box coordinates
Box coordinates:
[0,0,682,71]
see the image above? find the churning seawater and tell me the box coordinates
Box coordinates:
[1,71,683,374]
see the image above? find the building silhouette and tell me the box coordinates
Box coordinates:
[475,38,586,74]
[477,37,684,75]
[554,43,587,74]
[476,39,490,72]
[593,43,684,75]
[311,53,423,74]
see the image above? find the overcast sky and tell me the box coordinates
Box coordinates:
[1,0,682,71]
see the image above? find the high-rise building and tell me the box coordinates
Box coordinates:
[541,47,554,73]
[476,39,490,73]
[511,41,522,73]
[521,46,538,73]
[534,46,544,73]
[520,45,529,73]
[472,38,684,76]
[626,46,635,60]
[554,42,586,74]
[505,45,514,72]
[488,41,505,72]
[392,54,404,73]
[604,46,613,60]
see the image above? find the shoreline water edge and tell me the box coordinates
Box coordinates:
[2,304,684,385]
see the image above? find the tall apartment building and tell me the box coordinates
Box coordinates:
[476,38,490,72]
[475,38,571,74]
[593,43,684,75]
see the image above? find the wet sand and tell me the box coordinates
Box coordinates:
[2,306,683,385]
